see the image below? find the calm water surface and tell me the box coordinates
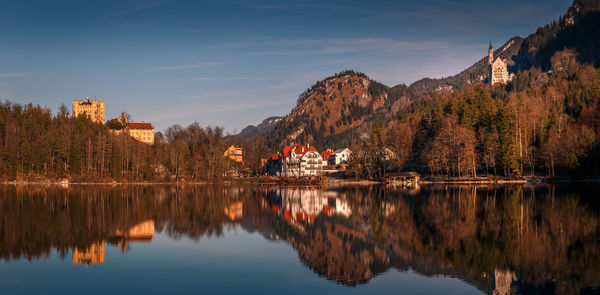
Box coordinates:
[0,184,599,294]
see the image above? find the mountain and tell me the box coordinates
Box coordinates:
[260,0,600,151]
[237,116,282,142]
[266,71,411,149]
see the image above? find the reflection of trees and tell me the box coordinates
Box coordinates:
[0,184,598,294]
[357,185,600,293]
[262,185,600,293]
[0,185,257,261]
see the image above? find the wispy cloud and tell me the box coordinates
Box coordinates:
[147,62,221,72]
[98,0,174,20]
[191,76,268,82]
[250,38,448,56]
[0,73,25,79]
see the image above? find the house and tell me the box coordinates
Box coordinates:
[279,143,324,176]
[300,145,324,176]
[328,148,352,165]
[108,112,155,145]
[72,98,105,123]
[320,149,334,162]
[266,153,282,175]
[127,121,155,145]
[223,145,243,163]
[281,144,305,176]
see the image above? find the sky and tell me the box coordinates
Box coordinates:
[0,0,571,133]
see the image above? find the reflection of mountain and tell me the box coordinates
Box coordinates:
[0,185,598,294]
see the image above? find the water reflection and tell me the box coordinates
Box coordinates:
[0,184,598,294]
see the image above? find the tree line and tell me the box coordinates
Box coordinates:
[0,102,248,182]
[349,49,600,178]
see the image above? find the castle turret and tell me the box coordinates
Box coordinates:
[488,43,494,65]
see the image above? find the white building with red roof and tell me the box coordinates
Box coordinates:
[127,121,155,145]
[280,143,325,176]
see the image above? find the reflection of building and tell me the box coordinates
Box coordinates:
[73,241,105,266]
[224,201,243,220]
[224,145,243,163]
[492,268,516,295]
[72,98,105,123]
[113,220,155,253]
[267,189,351,225]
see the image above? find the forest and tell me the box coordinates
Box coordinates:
[349,48,600,179]
[0,102,246,182]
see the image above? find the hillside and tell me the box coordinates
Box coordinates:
[266,71,411,149]
[237,116,282,142]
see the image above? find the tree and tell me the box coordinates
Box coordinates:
[110,143,122,179]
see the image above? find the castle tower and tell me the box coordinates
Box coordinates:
[488,43,494,65]
[72,97,106,123]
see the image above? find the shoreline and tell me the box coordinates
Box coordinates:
[2,176,600,186]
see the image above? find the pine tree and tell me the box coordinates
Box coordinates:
[110,143,122,179]
[69,134,82,175]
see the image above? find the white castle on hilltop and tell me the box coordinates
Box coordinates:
[488,43,513,85]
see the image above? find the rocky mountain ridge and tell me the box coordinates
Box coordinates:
[237,116,283,142]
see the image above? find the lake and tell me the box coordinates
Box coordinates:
[0,184,599,294]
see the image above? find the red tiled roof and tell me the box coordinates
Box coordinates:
[294,145,307,154]
[128,122,154,130]
[283,146,293,157]
[320,150,334,160]
[308,145,317,152]
[271,153,280,160]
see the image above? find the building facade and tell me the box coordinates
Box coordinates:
[275,143,325,176]
[300,146,324,176]
[488,44,512,85]
[328,148,352,165]
[72,98,105,123]
[127,122,155,145]
[224,145,243,163]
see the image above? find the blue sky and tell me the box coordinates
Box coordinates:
[0,0,571,133]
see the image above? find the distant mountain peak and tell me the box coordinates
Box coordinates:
[237,116,283,142]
